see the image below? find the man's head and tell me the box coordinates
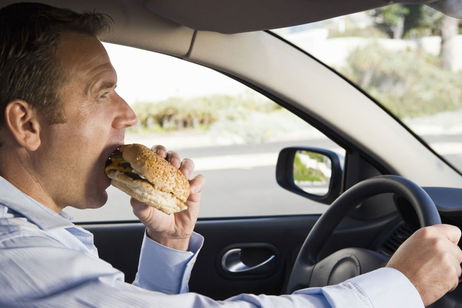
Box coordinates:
[0,2,110,130]
[0,3,137,211]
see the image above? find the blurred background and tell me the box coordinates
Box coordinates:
[67,4,462,222]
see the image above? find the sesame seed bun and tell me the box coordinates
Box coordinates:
[105,144,190,214]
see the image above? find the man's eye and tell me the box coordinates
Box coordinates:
[99,92,110,99]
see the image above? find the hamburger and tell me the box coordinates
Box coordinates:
[104,144,190,214]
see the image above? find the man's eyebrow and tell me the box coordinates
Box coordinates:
[97,81,116,91]
[83,63,116,95]
[84,77,116,95]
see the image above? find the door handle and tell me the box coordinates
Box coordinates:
[221,248,276,273]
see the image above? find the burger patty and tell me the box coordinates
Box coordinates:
[105,149,144,180]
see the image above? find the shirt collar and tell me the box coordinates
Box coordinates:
[0,176,73,230]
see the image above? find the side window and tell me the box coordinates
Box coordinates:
[67,43,345,222]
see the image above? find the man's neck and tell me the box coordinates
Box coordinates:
[0,153,62,213]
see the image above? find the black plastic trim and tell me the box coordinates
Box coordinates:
[276,146,343,204]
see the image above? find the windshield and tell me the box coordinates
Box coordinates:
[274,4,462,172]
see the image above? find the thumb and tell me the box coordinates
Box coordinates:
[190,174,205,194]
[130,198,151,220]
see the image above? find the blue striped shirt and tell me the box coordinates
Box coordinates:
[0,176,423,307]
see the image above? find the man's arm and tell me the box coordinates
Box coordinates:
[0,233,423,308]
[124,222,461,307]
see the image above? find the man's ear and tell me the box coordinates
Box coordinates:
[4,100,41,151]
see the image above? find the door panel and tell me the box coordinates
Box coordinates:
[83,215,319,296]
[189,216,318,299]
[83,213,399,300]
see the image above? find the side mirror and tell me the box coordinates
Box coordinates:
[276,147,343,204]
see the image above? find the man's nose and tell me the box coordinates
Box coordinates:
[113,95,138,129]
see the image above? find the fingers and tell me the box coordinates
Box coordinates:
[180,158,194,179]
[152,145,194,178]
[152,145,181,168]
[152,145,167,158]
[151,145,205,203]
[417,225,462,263]
[430,224,462,245]
[166,151,181,169]
[449,260,462,291]
[130,198,152,222]
[449,241,462,263]
[388,224,462,305]
[417,225,462,292]
[189,174,205,200]
[182,174,205,221]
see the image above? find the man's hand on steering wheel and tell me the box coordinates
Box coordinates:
[387,224,462,306]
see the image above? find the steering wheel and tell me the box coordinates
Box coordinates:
[284,175,441,293]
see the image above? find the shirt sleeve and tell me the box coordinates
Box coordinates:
[294,267,424,308]
[0,233,425,308]
[133,231,203,294]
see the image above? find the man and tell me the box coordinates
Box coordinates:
[0,2,460,307]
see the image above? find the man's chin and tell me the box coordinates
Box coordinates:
[79,191,108,209]
[84,174,111,208]
[103,173,112,188]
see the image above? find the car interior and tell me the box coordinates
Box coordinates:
[3,0,462,307]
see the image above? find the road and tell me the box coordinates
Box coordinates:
[67,134,462,222]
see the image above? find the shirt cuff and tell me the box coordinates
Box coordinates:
[308,268,424,308]
[133,231,203,294]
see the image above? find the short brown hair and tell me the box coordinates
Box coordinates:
[0,2,111,126]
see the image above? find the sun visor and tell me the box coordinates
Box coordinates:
[145,0,434,34]
[428,0,462,18]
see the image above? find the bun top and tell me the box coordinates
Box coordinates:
[120,144,190,203]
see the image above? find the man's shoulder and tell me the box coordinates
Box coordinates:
[0,204,59,247]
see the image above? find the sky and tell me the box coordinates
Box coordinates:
[103,43,246,105]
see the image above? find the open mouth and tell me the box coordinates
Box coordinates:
[102,144,124,179]
[105,148,144,181]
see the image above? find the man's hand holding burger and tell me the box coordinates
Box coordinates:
[132,145,205,251]
[105,144,205,251]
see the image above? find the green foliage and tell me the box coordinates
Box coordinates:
[378,5,410,27]
[293,153,327,183]
[339,43,462,118]
[372,5,409,38]
[372,4,442,39]
[130,94,281,133]
[306,152,326,163]
[402,5,441,38]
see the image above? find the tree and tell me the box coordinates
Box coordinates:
[373,4,440,39]
[440,14,460,71]
[373,4,462,71]
[373,5,409,39]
